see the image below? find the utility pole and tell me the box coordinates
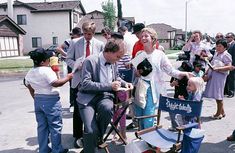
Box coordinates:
[117,0,122,27]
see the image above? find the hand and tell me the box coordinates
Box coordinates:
[67,73,73,80]
[125,83,133,90]
[135,69,142,77]
[202,74,210,82]
[124,62,132,69]
[230,66,235,71]
[178,95,185,100]
[179,72,195,79]
[171,80,179,87]
[112,81,121,91]
[189,34,195,42]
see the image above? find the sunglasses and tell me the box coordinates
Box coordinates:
[225,36,232,38]
[216,35,223,38]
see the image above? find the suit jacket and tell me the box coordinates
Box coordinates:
[228,41,235,66]
[77,54,127,105]
[66,37,104,88]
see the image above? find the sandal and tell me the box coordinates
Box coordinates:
[227,135,235,141]
[211,114,222,119]
[222,114,226,118]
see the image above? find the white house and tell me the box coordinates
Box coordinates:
[0,0,86,55]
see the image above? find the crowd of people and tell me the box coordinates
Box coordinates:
[24,20,235,153]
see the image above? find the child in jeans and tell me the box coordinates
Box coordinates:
[25,48,73,153]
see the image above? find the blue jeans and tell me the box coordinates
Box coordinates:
[135,82,156,130]
[34,94,65,153]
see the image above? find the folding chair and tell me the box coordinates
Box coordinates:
[135,95,203,153]
[103,88,132,145]
[100,69,134,151]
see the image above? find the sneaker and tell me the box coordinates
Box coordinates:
[74,138,83,148]
[69,106,74,113]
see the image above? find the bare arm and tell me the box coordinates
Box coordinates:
[213,64,235,72]
[51,73,73,87]
[26,84,35,99]
[56,45,67,57]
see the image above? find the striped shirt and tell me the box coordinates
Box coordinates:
[117,53,131,70]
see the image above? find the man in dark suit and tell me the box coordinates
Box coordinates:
[224,32,235,98]
[66,21,104,148]
[77,37,133,153]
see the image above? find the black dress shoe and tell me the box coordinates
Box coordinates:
[227,94,234,98]
[126,115,132,120]
[126,122,137,130]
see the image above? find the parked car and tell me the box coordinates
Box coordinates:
[47,44,58,53]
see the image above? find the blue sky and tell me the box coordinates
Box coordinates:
[2,0,234,36]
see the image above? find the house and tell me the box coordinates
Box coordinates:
[0,0,86,55]
[147,23,185,49]
[77,10,135,42]
[0,15,26,57]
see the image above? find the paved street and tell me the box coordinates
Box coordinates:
[0,59,235,153]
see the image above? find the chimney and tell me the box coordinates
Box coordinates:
[7,0,13,19]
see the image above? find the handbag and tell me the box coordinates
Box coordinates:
[137,58,153,77]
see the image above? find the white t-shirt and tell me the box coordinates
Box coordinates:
[25,66,59,95]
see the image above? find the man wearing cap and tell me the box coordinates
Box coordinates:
[66,21,104,148]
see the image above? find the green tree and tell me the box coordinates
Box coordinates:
[102,0,116,30]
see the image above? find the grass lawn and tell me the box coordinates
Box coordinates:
[0,58,33,73]
[165,49,180,55]
[0,58,33,69]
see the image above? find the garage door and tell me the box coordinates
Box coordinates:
[0,36,19,58]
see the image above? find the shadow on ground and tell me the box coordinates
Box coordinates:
[199,140,235,153]
[0,148,37,153]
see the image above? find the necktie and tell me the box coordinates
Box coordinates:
[86,41,90,57]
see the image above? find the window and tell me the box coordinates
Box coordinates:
[52,37,58,45]
[32,37,42,48]
[73,13,78,23]
[17,14,27,25]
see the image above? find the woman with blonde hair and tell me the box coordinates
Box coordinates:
[132,27,191,129]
